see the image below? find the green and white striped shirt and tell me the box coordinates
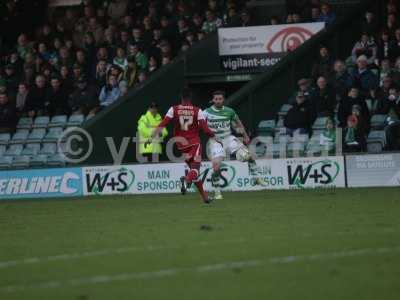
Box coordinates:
[204,106,239,138]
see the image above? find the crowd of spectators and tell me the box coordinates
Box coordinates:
[0,0,337,135]
[284,0,400,152]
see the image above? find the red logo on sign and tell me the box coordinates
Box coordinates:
[266,27,315,53]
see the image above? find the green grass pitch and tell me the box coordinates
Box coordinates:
[0,188,400,300]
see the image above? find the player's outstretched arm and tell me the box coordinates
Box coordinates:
[151,107,173,140]
[233,119,250,145]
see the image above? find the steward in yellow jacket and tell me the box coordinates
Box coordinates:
[137,102,168,155]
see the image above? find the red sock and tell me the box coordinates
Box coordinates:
[194,181,208,201]
[186,169,198,183]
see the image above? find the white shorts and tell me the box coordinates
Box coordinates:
[207,135,244,160]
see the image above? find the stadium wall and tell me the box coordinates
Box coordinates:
[1,154,399,200]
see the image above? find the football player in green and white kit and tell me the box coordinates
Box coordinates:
[204,90,265,200]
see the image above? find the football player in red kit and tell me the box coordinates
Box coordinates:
[151,88,218,204]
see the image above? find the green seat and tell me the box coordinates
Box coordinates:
[39,143,57,155]
[0,145,6,155]
[278,104,292,118]
[49,115,68,128]
[370,114,387,130]
[367,130,386,153]
[16,117,33,130]
[27,129,46,143]
[33,116,50,128]
[67,114,85,127]
[0,133,11,145]
[0,156,13,170]
[21,143,41,156]
[4,144,23,156]
[312,117,329,130]
[287,142,306,158]
[12,156,30,169]
[86,113,95,121]
[46,154,65,167]
[30,154,48,167]
[10,130,29,144]
[257,120,275,137]
[43,127,64,142]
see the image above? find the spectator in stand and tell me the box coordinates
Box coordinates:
[351,33,377,65]
[337,87,370,128]
[289,78,315,104]
[107,0,128,21]
[138,70,148,84]
[377,86,400,115]
[344,115,366,152]
[311,76,336,117]
[362,12,380,38]
[376,31,392,64]
[329,59,353,101]
[202,10,223,33]
[351,55,379,98]
[4,64,19,94]
[391,57,400,83]
[240,10,255,27]
[389,28,400,62]
[148,56,159,73]
[15,82,29,116]
[69,76,98,115]
[317,3,336,25]
[45,76,70,116]
[311,45,333,80]
[379,59,393,86]
[0,93,16,133]
[319,117,336,150]
[25,75,47,117]
[99,74,120,108]
[124,56,138,88]
[385,13,397,38]
[113,47,128,72]
[311,6,320,22]
[284,91,314,136]
[128,44,148,71]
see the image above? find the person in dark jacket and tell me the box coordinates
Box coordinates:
[46,76,71,115]
[329,60,353,101]
[284,91,314,136]
[376,31,392,64]
[337,87,370,129]
[69,76,98,115]
[0,93,17,133]
[311,46,333,80]
[377,86,400,115]
[311,76,336,117]
[351,55,379,98]
[25,75,48,117]
[343,115,367,152]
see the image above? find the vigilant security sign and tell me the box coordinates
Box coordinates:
[218,22,324,71]
[0,168,83,199]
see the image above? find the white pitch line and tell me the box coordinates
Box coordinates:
[1,228,398,269]
[1,246,400,294]
[0,238,246,269]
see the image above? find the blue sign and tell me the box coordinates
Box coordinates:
[0,168,83,200]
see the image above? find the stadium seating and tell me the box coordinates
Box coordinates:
[49,115,68,128]
[367,131,387,153]
[0,115,85,169]
[33,116,50,129]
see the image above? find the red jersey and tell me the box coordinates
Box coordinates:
[158,103,214,149]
